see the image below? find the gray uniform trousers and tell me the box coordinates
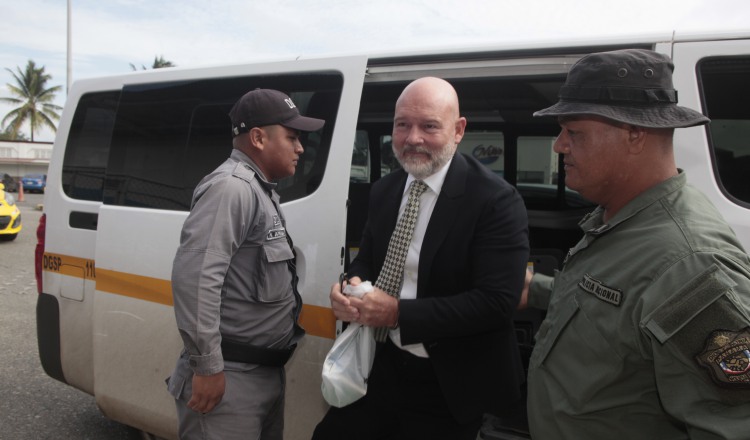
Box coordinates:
[171,363,286,440]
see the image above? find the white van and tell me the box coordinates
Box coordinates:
[35,29,750,439]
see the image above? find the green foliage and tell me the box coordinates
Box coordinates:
[1,60,62,142]
[130,55,176,71]
[0,126,29,141]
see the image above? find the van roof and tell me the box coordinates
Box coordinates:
[66,27,750,89]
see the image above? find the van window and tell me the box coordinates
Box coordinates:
[460,132,505,177]
[62,91,120,201]
[380,135,398,177]
[102,74,342,210]
[59,74,343,210]
[700,56,750,205]
[351,130,370,183]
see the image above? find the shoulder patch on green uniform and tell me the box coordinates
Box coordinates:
[696,327,750,388]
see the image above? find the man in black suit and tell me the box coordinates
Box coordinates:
[313,77,529,440]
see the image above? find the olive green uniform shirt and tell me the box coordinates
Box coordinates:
[528,172,750,439]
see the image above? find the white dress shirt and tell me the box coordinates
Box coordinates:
[390,159,453,357]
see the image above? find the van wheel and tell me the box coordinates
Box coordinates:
[0,234,17,241]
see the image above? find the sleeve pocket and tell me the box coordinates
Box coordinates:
[644,264,737,344]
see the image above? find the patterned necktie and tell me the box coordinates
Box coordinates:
[373,180,428,341]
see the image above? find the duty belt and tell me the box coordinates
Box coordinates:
[221,339,296,367]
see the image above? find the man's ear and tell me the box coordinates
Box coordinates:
[626,124,647,154]
[454,117,467,144]
[249,127,266,151]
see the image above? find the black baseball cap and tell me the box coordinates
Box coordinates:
[229,88,325,136]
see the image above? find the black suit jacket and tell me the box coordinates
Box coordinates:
[349,152,530,423]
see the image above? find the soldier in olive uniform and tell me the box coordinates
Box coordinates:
[522,49,750,439]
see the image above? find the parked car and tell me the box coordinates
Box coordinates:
[2,173,18,192]
[21,173,46,193]
[0,183,21,241]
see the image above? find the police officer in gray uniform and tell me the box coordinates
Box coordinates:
[522,49,750,439]
[167,88,324,440]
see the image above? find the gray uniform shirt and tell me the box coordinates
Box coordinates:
[171,149,301,376]
[527,171,750,439]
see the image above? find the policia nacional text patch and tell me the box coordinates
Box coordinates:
[696,327,750,388]
[579,274,622,306]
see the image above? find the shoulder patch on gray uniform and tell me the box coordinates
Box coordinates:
[578,274,622,306]
[232,162,257,184]
[696,327,750,388]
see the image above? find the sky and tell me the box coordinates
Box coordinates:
[1,0,749,141]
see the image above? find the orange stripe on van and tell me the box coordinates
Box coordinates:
[43,253,337,339]
[96,268,174,306]
[300,304,337,339]
[42,252,97,279]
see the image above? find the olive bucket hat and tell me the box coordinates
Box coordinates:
[534,49,709,128]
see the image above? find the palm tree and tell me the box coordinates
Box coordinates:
[0,126,28,141]
[152,55,175,68]
[130,55,176,71]
[1,60,62,141]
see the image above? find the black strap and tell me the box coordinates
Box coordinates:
[221,339,296,367]
[559,85,678,104]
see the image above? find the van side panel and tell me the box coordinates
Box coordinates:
[92,208,184,438]
[38,82,102,396]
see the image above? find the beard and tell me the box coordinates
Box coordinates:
[394,141,456,180]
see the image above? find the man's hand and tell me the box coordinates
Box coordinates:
[351,287,399,327]
[188,371,225,413]
[330,276,362,322]
[518,269,533,310]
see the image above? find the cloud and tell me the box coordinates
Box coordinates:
[1,0,749,141]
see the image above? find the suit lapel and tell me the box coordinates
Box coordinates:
[417,154,467,297]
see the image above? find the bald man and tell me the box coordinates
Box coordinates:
[313,77,530,439]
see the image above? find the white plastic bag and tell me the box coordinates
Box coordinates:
[321,322,375,407]
[321,281,375,407]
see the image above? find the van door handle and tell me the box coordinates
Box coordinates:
[69,211,98,230]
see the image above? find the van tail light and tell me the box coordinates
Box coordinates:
[35,213,46,293]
